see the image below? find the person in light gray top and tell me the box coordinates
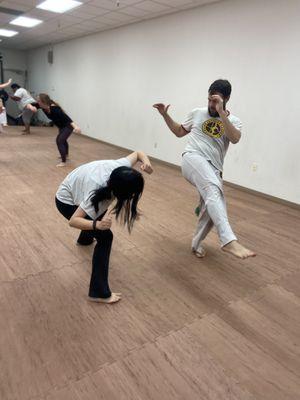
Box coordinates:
[154,79,256,260]
[10,83,36,135]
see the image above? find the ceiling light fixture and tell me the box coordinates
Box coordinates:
[0,29,18,37]
[10,16,43,28]
[37,0,82,14]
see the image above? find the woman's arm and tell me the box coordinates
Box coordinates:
[0,78,12,89]
[126,151,153,174]
[52,106,81,133]
[69,206,112,230]
[70,121,81,134]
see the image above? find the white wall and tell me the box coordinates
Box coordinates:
[0,47,27,117]
[27,0,300,204]
[0,47,27,72]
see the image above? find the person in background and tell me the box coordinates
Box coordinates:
[10,83,36,135]
[27,93,81,167]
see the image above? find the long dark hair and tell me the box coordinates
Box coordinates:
[90,166,144,232]
[38,93,65,111]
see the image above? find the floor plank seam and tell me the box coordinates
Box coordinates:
[0,260,87,285]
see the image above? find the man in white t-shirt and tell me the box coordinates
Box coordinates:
[10,83,36,135]
[153,79,256,260]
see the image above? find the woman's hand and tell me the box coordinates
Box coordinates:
[73,126,81,134]
[140,161,153,174]
[126,151,154,174]
[96,215,112,230]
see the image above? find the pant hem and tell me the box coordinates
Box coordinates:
[88,292,111,299]
[221,237,237,248]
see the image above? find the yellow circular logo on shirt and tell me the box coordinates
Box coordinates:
[202,118,224,138]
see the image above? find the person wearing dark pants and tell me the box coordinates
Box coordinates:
[26,93,81,167]
[55,151,153,304]
[56,125,73,164]
[56,197,113,297]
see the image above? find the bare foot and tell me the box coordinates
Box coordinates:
[192,246,207,258]
[88,293,122,304]
[21,131,30,135]
[222,240,256,259]
[56,162,66,167]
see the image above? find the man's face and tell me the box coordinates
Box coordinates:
[12,87,17,94]
[208,92,228,117]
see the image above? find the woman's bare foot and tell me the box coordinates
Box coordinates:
[192,246,207,258]
[88,293,122,304]
[56,162,66,167]
[222,240,256,259]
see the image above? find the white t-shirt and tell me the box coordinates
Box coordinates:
[14,88,35,110]
[182,107,242,171]
[56,157,131,219]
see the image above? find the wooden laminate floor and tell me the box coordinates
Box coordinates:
[0,126,299,400]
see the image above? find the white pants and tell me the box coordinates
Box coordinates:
[0,108,7,132]
[181,152,237,249]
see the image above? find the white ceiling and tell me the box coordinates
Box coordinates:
[0,0,221,50]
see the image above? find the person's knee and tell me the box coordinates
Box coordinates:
[204,184,222,204]
[56,137,64,146]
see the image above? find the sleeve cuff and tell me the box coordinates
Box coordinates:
[181,124,191,133]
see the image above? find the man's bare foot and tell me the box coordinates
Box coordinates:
[21,131,30,135]
[222,240,256,259]
[56,162,66,167]
[192,246,207,258]
[88,293,122,304]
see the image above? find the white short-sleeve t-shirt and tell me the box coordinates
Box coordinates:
[56,157,131,219]
[182,107,242,171]
[14,88,35,110]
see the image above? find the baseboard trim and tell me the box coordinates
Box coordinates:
[78,133,300,210]
[223,181,300,210]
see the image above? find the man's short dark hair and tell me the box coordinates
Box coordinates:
[209,79,231,98]
[11,83,20,90]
